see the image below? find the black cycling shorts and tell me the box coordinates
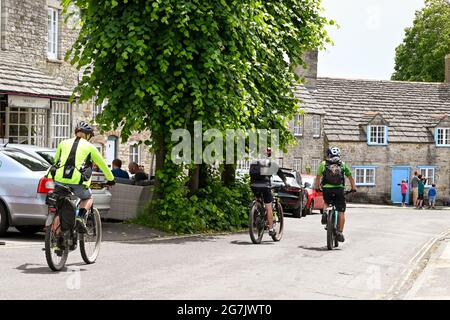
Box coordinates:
[323,188,346,213]
[251,187,273,204]
[418,193,424,200]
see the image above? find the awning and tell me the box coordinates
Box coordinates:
[0,51,74,98]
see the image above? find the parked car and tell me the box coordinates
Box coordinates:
[272,168,308,218]
[0,146,54,235]
[301,174,325,215]
[6,144,112,216]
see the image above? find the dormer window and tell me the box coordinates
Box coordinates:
[435,128,450,146]
[368,125,388,145]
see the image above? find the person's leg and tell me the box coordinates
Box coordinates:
[413,188,418,207]
[402,193,406,206]
[262,188,275,233]
[322,189,331,225]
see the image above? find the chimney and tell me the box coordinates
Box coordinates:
[446,54,450,83]
[293,50,318,89]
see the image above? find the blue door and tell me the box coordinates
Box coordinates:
[391,167,410,204]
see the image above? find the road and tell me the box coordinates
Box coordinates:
[1,205,450,300]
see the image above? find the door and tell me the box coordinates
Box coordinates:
[106,136,118,168]
[391,167,410,204]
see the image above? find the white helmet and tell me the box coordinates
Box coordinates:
[327,146,341,158]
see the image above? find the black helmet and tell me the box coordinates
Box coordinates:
[75,121,94,137]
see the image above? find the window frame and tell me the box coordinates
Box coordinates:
[435,128,450,147]
[237,159,250,170]
[310,158,320,175]
[293,157,302,173]
[293,114,304,137]
[47,7,59,60]
[50,101,71,148]
[367,125,388,146]
[353,166,377,186]
[417,166,435,187]
[129,143,140,164]
[312,115,321,138]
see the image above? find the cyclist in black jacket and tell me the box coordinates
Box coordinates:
[249,148,287,237]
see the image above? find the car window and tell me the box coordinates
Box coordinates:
[302,177,315,188]
[2,149,50,171]
[37,151,55,165]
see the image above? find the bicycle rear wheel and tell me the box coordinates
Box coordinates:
[249,202,265,244]
[271,202,284,242]
[45,216,68,271]
[326,210,334,250]
[80,208,102,264]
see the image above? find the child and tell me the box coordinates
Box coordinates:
[428,184,437,209]
[416,175,426,209]
[400,180,408,207]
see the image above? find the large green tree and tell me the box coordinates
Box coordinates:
[63,0,331,232]
[392,0,450,82]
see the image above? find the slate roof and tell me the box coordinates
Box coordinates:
[312,77,450,143]
[0,51,74,98]
[292,84,326,115]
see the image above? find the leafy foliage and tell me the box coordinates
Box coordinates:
[63,0,331,233]
[392,0,450,82]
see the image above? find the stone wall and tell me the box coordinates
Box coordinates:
[331,141,450,205]
[3,0,155,174]
[281,113,325,173]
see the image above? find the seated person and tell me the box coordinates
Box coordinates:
[129,162,149,182]
[111,159,130,179]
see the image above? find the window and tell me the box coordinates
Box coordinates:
[50,101,71,148]
[93,143,103,155]
[7,107,47,146]
[418,167,435,187]
[293,157,302,172]
[237,159,250,170]
[354,167,376,186]
[277,157,283,168]
[436,128,450,146]
[293,114,303,136]
[311,158,320,175]
[47,7,59,59]
[92,97,106,122]
[3,149,50,171]
[129,143,140,164]
[313,115,321,137]
[368,125,387,145]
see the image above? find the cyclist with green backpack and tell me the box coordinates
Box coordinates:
[313,147,356,243]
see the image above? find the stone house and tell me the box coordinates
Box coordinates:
[283,53,450,205]
[0,0,154,174]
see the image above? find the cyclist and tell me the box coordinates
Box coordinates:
[48,121,115,234]
[313,146,356,242]
[249,148,288,237]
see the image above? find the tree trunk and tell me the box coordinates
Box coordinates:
[188,165,200,195]
[222,164,236,186]
[154,136,166,199]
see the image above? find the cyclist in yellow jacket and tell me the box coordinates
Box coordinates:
[49,121,115,233]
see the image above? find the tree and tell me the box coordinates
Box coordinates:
[392,0,450,82]
[63,0,332,232]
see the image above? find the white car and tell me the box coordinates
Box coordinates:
[6,144,112,216]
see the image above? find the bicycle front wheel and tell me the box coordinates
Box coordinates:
[45,216,68,272]
[271,202,284,242]
[249,202,265,244]
[80,208,102,264]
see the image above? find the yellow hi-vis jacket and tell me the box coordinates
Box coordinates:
[48,137,114,188]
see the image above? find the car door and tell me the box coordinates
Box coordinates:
[313,177,324,209]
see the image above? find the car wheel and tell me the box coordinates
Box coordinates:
[307,200,314,215]
[15,226,43,235]
[293,204,302,218]
[0,204,9,236]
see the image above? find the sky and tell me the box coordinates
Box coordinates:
[318,0,426,80]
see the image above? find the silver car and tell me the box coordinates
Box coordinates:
[7,144,112,216]
[0,146,51,235]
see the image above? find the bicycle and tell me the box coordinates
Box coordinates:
[325,189,355,250]
[44,183,103,271]
[249,186,284,244]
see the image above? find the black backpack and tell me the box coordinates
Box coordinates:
[249,160,273,183]
[322,159,345,185]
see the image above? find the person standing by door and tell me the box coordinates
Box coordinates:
[411,171,420,207]
[400,180,408,207]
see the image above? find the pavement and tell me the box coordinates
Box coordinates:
[1,206,450,300]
